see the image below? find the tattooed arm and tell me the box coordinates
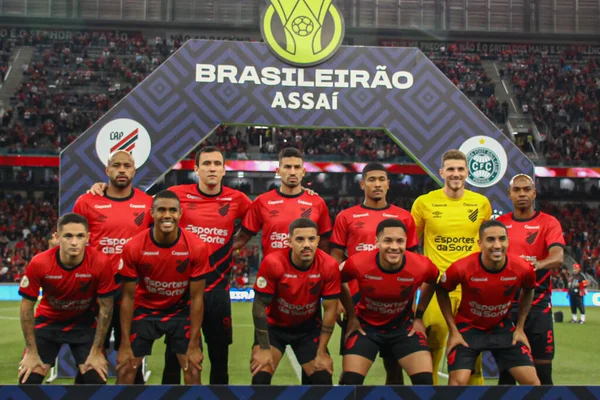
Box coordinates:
[18,298,44,383]
[82,295,114,381]
[250,293,273,376]
[313,298,337,374]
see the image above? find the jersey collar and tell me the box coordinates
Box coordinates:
[360,203,390,211]
[511,210,540,222]
[104,188,135,202]
[276,189,305,199]
[288,249,312,272]
[196,185,223,198]
[478,253,508,274]
[149,227,182,248]
[375,251,406,274]
[55,247,85,271]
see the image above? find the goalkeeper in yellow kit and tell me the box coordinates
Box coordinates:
[411,150,491,385]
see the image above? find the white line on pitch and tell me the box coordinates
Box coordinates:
[285,345,302,383]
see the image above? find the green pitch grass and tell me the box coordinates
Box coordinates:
[0,302,597,385]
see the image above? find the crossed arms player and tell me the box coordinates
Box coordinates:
[116,190,210,384]
[250,218,340,385]
[496,174,565,385]
[339,219,437,385]
[411,149,491,385]
[437,220,540,386]
[18,213,117,384]
[330,162,418,385]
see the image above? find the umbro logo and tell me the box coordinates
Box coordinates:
[134,212,145,227]
[526,231,538,245]
[269,210,279,218]
[97,214,108,223]
[301,208,312,219]
[219,203,230,217]
[468,209,478,222]
[355,222,365,229]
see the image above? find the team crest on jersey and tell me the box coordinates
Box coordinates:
[526,231,538,245]
[400,285,412,298]
[301,208,312,219]
[134,212,146,227]
[219,203,230,217]
[256,276,268,289]
[503,284,516,297]
[79,280,92,293]
[309,280,322,296]
[468,209,479,223]
[20,276,29,288]
[176,258,190,274]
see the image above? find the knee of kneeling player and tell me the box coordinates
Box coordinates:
[409,372,433,385]
[310,370,332,385]
[340,371,365,385]
[252,371,272,385]
[81,370,106,384]
[20,372,45,385]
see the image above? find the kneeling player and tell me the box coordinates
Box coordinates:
[18,213,117,384]
[338,219,438,385]
[116,190,210,384]
[250,218,340,385]
[437,220,540,386]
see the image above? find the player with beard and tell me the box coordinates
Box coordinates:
[330,162,418,384]
[496,174,565,385]
[338,219,437,386]
[18,213,117,384]
[73,150,152,384]
[437,220,540,386]
[410,149,491,385]
[116,190,210,384]
[235,147,332,258]
[250,218,340,385]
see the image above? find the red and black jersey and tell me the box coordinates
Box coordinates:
[241,190,332,258]
[439,253,536,331]
[119,228,210,310]
[168,184,252,292]
[341,250,438,326]
[19,247,117,325]
[331,204,419,296]
[253,249,341,327]
[497,211,565,309]
[73,189,153,275]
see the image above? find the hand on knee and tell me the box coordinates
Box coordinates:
[252,371,272,385]
[19,372,45,385]
[310,370,332,385]
[409,372,433,385]
[340,371,365,385]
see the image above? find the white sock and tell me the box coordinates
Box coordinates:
[572,315,578,322]
[581,315,586,322]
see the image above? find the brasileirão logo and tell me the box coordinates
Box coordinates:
[261,0,345,66]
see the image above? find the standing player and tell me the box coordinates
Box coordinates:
[250,218,340,385]
[330,162,418,384]
[437,220,540,386]
[116,190,210,384]
[411,149,491,385]
[18,213,117,384]
[234,147,332,255]
[75,150,152,384]
[165,146,252,384]
[339,219,437,385]
[496,174,565,385]
[568,264,587,324]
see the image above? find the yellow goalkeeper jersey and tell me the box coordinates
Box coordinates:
[411,188,492,276]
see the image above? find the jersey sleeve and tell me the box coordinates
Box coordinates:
[481,197,492,221]
[190,239,210,281]
[423,256,440,284]
[340,256,359,283]
[404,213,419,250]
[72,196,88,218]
[410,196,425,238]
[241,198,262,235]
[438,262,462,292]
[521,264,536,290]
[329,212,349,249]
[322,259,341,299]
[18,257,43,301]
[254,256,279,297]
[236,193,253,220]
[545,217,566,249]
[118,240,138,282]
[317,198,333,236]
[95,255,119,298]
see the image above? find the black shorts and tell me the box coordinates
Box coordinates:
[511,309,554,361]
[33,317,96,367]
[447,320,534,373]
[254,319,321,365]
[343,318,429,363]
[131,307,191,358]
[202,290,232,346]
[105,302,121,350]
